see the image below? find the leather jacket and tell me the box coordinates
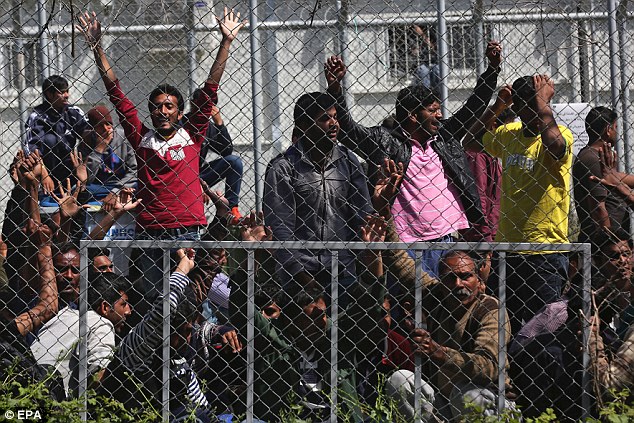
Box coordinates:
[263,140,373,280]
[335,66,500,226]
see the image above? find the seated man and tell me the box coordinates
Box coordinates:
[97,250,214,421]
[230,215,388,422]
[386,250,512,422]
[30,272,132,395]
[186,93,243,223]
[24,74,88,191]
[79,105,137,202]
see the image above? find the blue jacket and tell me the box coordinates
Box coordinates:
[24,103,88,184]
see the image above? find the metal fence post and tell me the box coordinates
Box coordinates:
[246,250,255,423]
[249,0,265,214]
[414,250,424,423]
[79,242,89,422]
[162,249,171,422]
[330,250,339,423]
[436,0,449,116]
[36,0,49,81]
[497,251,507,415]
[581,243,593,421]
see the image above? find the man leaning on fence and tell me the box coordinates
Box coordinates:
[464,76,574,334]
[325,41,501,278]
[77,8,244,300]
[384,241,512,420]
[230,215,389,422]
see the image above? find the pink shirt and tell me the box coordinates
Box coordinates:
[392,137,469,241]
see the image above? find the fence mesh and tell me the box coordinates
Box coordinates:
[0,0,632,422]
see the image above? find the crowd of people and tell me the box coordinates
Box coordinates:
[0,6,633,423]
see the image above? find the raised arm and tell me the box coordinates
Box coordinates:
[77,12,117,90]
[324,56,384,163]
[463,85,512,152]
[14,221,57,337]
[88,188,141,240]
[207,7,245,85]
[117,250,195,370]
[533,75,567,159]
[443,41,501,141]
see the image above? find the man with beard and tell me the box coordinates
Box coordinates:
[325,42,502,277]
[30,272,132,395]
[263,92,373,302]
[52,243,81,309]
[386,250,512,421]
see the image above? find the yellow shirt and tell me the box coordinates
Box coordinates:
[482,121,574,244]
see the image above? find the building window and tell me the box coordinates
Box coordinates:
[388,22,495,81]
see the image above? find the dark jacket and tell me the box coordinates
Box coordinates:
[24,103,88,185]
[263,140,373,281]
[335,66,500,226]
[230,267,387,422]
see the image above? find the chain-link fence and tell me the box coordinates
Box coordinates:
[1,0,633,422]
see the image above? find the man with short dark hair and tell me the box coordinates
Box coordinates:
[78,9,244,299]
[79,105,137,202]
[574,107,629,244]
[263,92,373,296]
[88,248,114,273]
[24,74,88,189]
[30,272,132,395]
[53,243,81,308]
[464,75,574,333]
[325,42,501,277]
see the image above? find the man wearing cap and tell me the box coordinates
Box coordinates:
[79,105,137,202]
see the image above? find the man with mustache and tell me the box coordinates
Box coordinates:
[325,42,501,277]
[263,92,373,303]
[386,250,512,421]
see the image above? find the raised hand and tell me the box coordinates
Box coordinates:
[324,55,347,87]
[485,41,502,69]
[533,74,555,104]
[175,248,196,275]
[51,178,85,219]
[361,215,387,243]
[24,219,52,248]
[240,211,272,242]
[372,158,404,217]
[216,7,246,41]
[70,150,88,186]
[204,187,230,218]
[9,150,25,186]
[17,151,45,188]
[589,142,630,200]
[76,11,102,49]
[102,188,142,215]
